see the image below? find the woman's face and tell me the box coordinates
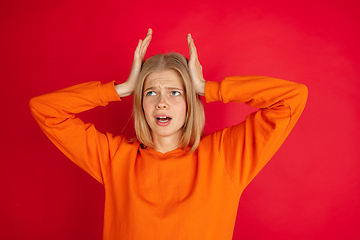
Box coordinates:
[142,69,187,141]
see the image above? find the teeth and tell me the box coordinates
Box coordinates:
[156,116,171,122]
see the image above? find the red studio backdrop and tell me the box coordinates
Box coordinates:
[1,0,359,239]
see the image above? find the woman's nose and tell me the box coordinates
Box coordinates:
[156,96,168,109]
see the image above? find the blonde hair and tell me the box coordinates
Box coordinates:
[133,52,205,152]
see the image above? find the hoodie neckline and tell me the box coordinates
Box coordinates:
[140,146,190,159]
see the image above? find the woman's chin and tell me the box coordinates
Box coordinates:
[151,128,183,140]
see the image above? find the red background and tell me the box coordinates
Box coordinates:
[1,0,359,239]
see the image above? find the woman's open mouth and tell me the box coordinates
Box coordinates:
[156,116,172,122]
[155,116,172,126]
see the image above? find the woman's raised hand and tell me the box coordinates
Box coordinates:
[187,34,206,96]
[115,28,152,97]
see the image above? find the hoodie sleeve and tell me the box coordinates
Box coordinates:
[29,81,123,185]
[205,76,308,191]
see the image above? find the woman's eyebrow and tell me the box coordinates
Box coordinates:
[167,87,184,91]
[144,86,184,92]
[143,86,156,92]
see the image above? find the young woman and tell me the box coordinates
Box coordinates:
[30,29,308,240]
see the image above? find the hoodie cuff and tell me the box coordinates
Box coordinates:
[97,81,121,104]
[204,81,221,103]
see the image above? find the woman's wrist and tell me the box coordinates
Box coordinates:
[115,82,133,98]
[196,80,206,96]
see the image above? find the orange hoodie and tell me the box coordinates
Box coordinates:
[30,76,307,240]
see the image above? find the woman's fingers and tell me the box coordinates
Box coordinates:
[188,33,199,63]
[134,28,152,60]
[130,29,152,76]
[123,28,153,96]
[134,39,142,57]
[146,28,153,39]
[187,34,194,59]
[188,34,200,66]
[186,33,206,95]
[140,28,152,58]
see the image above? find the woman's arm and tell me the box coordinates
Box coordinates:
[187,35,307,192]
[29,81,122,185]
[206,76,308,192]
[29,29,152,185]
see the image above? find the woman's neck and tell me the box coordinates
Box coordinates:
[151,133,182,154]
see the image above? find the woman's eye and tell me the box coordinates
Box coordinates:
[171,91,180,96]
[146,91,156,96]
